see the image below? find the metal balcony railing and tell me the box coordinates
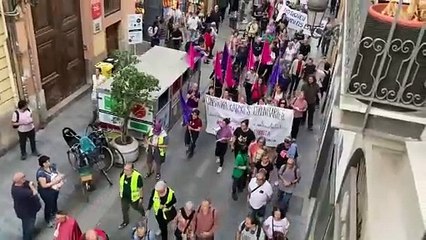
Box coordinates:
[345,1,426,112]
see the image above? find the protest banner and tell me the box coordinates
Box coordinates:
[276,5,307,32]
[204,95,294,147]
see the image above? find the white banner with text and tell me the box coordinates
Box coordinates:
[276,5,307,32]
[204,96,294,146]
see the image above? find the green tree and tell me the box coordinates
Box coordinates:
[110,51,160,144]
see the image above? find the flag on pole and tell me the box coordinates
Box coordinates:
[221,43,229,71]
[224,55,234,88]
[260,41,272,64]
[268,61,281,87]
[214,52,223,83]
[179,90,191,125]
[247,43,255,70]
[186,42,196,70]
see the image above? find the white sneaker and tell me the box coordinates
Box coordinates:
[216,157,220,163]
[217,167,223,173]
[274,181,279,186]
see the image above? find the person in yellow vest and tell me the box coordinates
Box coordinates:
[144,121,168,181]
[118,163,145,230]
[146,180,177,240]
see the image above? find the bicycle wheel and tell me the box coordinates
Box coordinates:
[96,146,114,172]
[81,182,89,202]
[67,150,79,171]
[110,146,125,168]
[99,168,113,186]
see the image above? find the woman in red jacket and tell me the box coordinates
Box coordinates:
[204,28,214,59]
[251,78,267,104]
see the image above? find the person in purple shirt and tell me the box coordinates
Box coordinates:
[186,83,200,109]
[214,118,233,174]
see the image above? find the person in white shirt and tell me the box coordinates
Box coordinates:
[236,215,266,240]
[12,100,39,160]
[263,207,290,239]
[247,170,273,221]
[91,67,106,123]
[186,12,200,41]
[283,42,297,71]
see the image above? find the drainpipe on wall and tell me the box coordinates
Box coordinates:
[2,1,25,100]
[22,3,46,128]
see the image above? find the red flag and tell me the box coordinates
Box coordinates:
[186,43,195,70]
[247,43,255,70]
[224,55,234,88]
[261,41,272,64]
[214,52,223,83]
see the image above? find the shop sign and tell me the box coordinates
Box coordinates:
[91,0,102,34]
[128,14,143,44]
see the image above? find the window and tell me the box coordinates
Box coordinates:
[157,90,169,111]
[104,0,121,16]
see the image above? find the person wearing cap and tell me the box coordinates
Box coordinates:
[185,109,202,157]
[118,163,145,230]
[36,155,64,227]
[130,219,155,240]
[147,181,177,240]
[11,172,41,240]
[145,121,168,180]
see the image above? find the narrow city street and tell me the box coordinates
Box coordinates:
[0,18,323,240]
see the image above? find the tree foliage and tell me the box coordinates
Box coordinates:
[110,50,160,143]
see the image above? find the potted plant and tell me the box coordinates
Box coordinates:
[109,50,160,163]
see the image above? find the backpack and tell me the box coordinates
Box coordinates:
[280,164,299,180]
[239,222,262,240]
[12,109,30,129]
[148,26,158,38]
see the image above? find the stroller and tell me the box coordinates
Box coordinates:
[62,127,97,169]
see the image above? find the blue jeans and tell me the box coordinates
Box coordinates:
[278,190,293,212]
[22,216,36,240]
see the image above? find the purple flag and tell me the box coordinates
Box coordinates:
[221,43,229,71]
[179,90,191,125]
[268,61,281,87]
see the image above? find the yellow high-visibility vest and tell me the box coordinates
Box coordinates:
[147,129,167,157]
[119,171,142,202]
[152,188,175,219]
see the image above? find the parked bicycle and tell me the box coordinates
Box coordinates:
[62,127,116,201]
[85,123,126,168]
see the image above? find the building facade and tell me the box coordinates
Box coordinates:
[306,0,426,239]
[0,0,137,153]
[0,2,20,156]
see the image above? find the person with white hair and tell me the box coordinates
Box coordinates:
[11,172,41,240]
[174,201,196,239]
[146,181,177,240]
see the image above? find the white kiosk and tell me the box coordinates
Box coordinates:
[96,46,201,139]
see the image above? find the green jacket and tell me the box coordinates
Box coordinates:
[232,152,248,178]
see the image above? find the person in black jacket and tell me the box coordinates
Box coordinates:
[209,5,222,33]
[146,181,177,240]
[11,172,41,240]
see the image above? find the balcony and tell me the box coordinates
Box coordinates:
[332,1,426,140]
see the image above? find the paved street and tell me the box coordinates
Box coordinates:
[0,18,323,240]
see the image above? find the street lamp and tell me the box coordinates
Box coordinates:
[306,0,328,38]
